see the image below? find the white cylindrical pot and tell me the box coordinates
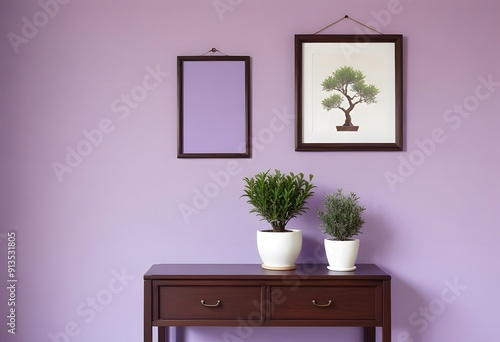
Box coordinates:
[324,238,359,271]
[257,229,302,270]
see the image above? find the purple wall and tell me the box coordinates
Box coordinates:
[1,0,499,341]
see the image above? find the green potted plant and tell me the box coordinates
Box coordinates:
[242,169,315,270]
[317,189,366,271]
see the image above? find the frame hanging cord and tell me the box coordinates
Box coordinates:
[201,48,228,56]
[313,15,383,35]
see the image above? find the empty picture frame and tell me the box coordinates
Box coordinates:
[295,34,403,151]
[177,56,251,158]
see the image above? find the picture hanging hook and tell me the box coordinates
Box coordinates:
[313,14,383,35]
[201,48,228,56]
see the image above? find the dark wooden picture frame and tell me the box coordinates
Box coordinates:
[295,34,403,151]
[178,56,251,158]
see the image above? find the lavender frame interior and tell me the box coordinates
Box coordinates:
[177,56,251,158]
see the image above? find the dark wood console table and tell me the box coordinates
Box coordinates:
[144,264,391,342]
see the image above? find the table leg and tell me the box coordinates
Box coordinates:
[144,280,152,342]
[364,327,375,342]
[383,280,392,342]
[158,327,167,342]
[144,324,152,342]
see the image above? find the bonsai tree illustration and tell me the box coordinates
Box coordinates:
[321,66,380,130]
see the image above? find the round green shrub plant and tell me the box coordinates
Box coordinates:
[242,169,315,232]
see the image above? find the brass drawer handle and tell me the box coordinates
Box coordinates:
[200,299,221,307]
[312,299,332,307]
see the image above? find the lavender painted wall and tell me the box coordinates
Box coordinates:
[1,0,499,341]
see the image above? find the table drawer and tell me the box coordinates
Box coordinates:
[270,286,378,320]
[157,286,263,320]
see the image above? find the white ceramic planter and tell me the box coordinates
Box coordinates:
[324,238,359,271]
[257,229,302,270]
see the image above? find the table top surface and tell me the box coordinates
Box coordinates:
[144,264,390,280]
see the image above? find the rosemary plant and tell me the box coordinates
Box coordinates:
[317,189,366,241]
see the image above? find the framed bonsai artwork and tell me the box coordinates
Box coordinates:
[295,34,403,151]
[178,56,251,158]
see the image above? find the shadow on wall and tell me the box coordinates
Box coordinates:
[297,186,397,264]
[300,234,327,264]
[391,275,427,342]
[357,209,394,262]
[300,202,396,264]
[390,272,468,342]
